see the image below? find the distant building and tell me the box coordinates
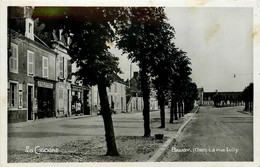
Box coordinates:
[127,71,158,112]
[198,88,243,106]
[90,75,127,114]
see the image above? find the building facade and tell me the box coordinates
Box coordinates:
[91,80,127,114]
[8,7,93,123]
[8,7,57,122]
[127,71,158,112]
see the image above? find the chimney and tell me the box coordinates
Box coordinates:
[24,7,34,40]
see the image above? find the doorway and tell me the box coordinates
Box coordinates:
[37,87,54,118]
[27,85,33,120]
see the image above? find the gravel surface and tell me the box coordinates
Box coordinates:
[8,136,167,162]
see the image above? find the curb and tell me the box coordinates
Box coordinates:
[237,110,253,116]
[147,106,200,162]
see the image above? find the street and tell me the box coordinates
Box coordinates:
[162,106,253,161]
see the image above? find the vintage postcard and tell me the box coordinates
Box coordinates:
[0,0,259,167]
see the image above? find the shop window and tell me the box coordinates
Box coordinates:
[27,50,34,76]
[42,57,48,78]
[10,43,18,73]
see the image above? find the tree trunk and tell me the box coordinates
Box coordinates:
[178,102,181,118]
[98,82,119,156]
[169,95,174,123]
[244,102,249,111]
[159,96,165,128]
[181,101,184,117]
[174,101,178,120]
[140,68,151,137]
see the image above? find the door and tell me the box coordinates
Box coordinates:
[28,86,33,120]
[37,87,53,118]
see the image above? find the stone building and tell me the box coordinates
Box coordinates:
[51,30,72,117]
[8,7,57,122]
[90,76,127,114]
[127,71,158,112]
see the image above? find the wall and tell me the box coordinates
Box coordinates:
[91,81,127,114]
[8,34,56,123]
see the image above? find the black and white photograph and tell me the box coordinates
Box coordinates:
[0,0,259,166]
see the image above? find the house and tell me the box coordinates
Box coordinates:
[8,7,57,122]
[51,29,72,117]
[199,88,243,106]
[70,63,91,115]
[127,71,158,112]
[90,75,127,114]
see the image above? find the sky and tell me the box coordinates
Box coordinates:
[112,7,253,92]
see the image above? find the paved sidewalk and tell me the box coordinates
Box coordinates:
[8,107,198,162]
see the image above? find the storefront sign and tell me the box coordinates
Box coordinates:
[38,81,53,89]
[72,86,83,92]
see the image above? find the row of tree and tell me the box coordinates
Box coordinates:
[32,7,198,156]
[212,94,243,107]
[242,83,253,111]
[212,83,253,111]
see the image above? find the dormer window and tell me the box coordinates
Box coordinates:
[25,18,34,40]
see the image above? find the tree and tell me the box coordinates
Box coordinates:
[169,49,192,122]
[150,22,175,128]
[213,94,222,107]
[183,82,198,113]
[33,7,121,156]
[116,7,169,136]
[242,83,253,111]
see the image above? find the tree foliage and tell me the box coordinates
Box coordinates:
[242,83,253,111]
[116,7,171,136]
[33,7,121,156]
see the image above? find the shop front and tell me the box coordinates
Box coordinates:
[35,77,56,119]
[71,84,90,115]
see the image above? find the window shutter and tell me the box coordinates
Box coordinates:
[43,57,48,77]
[27,51,34,75]
[67,59,72,80]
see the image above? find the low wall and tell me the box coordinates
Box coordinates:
[8,109,27,123]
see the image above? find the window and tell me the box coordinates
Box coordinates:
[25,18,34,40]
[59,57,64,78]
[27,50,34,76]
[9,82,18,108]
[42,57,48,78]
[10,43,18,73]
